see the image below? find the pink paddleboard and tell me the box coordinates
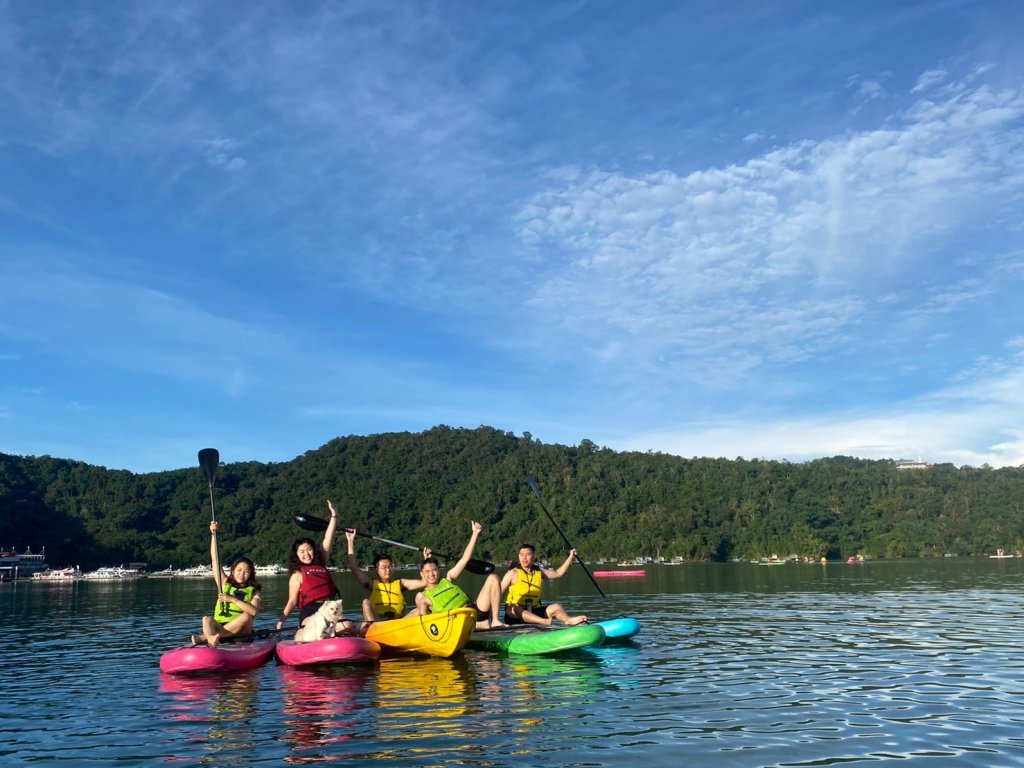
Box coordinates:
[276,636,381,666]
[593,570,646,577]
[159,634,276,674]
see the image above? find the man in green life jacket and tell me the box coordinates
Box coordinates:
[414,520,508,630]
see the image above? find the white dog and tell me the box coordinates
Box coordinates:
[293,599,344,642]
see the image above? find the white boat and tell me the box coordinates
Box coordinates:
[255,564,288,576]
[32,566,83,581]
[178,564,215,578]
[1,546,49,581]
[148,566,179,578]
[82,565,144,580]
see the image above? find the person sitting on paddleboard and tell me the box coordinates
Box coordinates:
[193,520,262,646]
[345,529,426,621]
[414,521,508,630]
[501,544,588,626]
[278,500,356,636]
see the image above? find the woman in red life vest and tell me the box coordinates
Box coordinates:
[277,500,351,635]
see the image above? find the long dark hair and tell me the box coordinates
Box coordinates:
[288,537,327,572]
[226,556,261,591]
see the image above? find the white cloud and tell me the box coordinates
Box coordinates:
[202,138,246,171]
[912,68,948,93]
[847,74,889,100]
[514,80,1024,386]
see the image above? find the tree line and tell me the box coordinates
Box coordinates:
[2,425,1022,570]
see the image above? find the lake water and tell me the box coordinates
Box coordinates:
[4,558,1024,767]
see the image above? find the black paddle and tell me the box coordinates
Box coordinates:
[198,448,220,523]
[293,512,496,575]
[198,448,228,613]
[527,475,606,598]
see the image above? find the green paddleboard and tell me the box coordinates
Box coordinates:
[467,623,606,655]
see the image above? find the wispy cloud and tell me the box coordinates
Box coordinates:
[515,78,1024,384]
[3,3,1023,472]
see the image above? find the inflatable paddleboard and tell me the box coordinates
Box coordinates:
[276,635,381,666]
[467,623,605,656]
[595,617,641,642]
[159,633,276,674]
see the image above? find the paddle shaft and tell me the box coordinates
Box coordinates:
[527,475,606,599]
[198,448,228,613]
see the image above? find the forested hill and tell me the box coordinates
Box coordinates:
[2,425,1023,570]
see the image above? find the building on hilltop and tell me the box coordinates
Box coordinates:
[895,459,934,471]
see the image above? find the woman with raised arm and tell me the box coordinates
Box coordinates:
[278,500,352,635]
[194,520,262,646]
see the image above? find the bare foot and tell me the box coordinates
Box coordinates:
[565,615,588,626]
[190,635,206,646]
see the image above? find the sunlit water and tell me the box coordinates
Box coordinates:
[3,559,1024,766]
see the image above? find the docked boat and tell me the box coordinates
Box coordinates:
[160,632,277,674]
[32,566,83,581]
[148,566,179,578]
[82,565,144,580]
[364,607,476,658]
[255,564,289,576]
[467,623,606,656]
[178,564,214,578]
[276,635,381,666]
[0,546,49,581]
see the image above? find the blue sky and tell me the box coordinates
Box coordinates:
[2,1,1024,473]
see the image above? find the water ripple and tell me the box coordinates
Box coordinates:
[6,561,1024,765]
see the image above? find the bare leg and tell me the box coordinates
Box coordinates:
[201,616,221,647]
[414,592,431,615]
[361,598,377,622]
[335,619,358,635]
[508,603,553,626]
[545,602,588,626]
[473,574,508,629]
[222,615,254,636]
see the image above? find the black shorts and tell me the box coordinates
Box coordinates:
[504,603,548,625]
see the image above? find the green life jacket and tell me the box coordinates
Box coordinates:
[213,583,257,624]
[424,578,469,613]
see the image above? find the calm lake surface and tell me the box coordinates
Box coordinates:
[4,558,1024,767]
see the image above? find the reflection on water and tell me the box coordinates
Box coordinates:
[159,670,261,763]
[278,664,376,764]
[7,560,1024,765]
[367,656,477,762]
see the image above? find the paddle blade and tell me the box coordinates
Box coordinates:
[465,558,496,576]
[294,513,328,532]
[527,475,541,500]
[198,448,220,484]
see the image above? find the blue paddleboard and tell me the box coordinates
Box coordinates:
[595,617,640,641]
